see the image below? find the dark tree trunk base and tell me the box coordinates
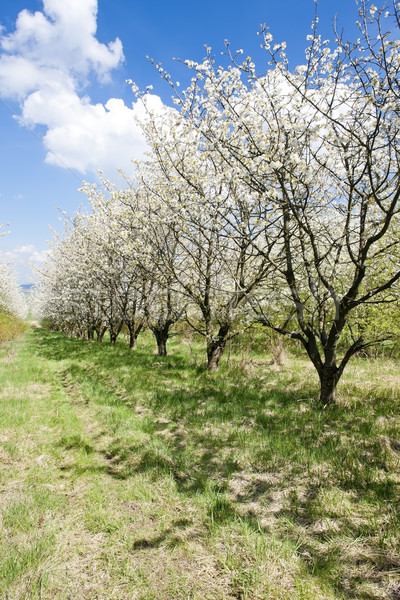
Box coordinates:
[318,365,340,406]
[150,321,173,357]
[152,329,169,356]
[206,344,225,371]
[157,340,167,356]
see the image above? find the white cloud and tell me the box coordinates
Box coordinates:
[20,83,164,174]
[1,245,48,284]
[0,0,162,176]
[4,244,46,264]
[0,0,123,89]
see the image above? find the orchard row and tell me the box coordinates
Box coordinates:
[37,2,400,406]
[0,225,27,323]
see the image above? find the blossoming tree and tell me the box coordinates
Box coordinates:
[144,0,400,403]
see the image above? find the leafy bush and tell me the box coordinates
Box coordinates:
[0,310,28,344]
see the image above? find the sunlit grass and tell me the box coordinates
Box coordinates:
[0,328,399,599]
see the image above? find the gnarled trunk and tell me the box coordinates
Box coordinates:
[206,324,231,371]
[207,342,226,371]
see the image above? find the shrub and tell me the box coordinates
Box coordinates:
[0,310,28,344]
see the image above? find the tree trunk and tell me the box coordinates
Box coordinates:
[155,333,168,356]
[206,324,230,371]
[127,320,144,350]
[151,325,170,356]
[207,343,226,371]
[109,321,123,345]
[129,333,137,350]
[318,364,340,406]
[96,327,106,343]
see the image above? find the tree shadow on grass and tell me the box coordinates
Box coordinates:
[32,328,400,600]
[33,330,400,503]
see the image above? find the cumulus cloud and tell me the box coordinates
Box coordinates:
[0,0,161,176]
[3,244,46,265]
[21,86,164,173]
[0,0,124,95]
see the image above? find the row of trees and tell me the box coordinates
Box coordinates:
[0,259,27,321]
[0,227,28,344]
[0,225,27,323]
[38,1,400,405]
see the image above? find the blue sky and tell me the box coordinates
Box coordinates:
[0,0,360,282]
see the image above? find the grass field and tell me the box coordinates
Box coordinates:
[0,329,399,599]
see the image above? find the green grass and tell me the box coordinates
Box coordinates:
[0,328,399,599]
